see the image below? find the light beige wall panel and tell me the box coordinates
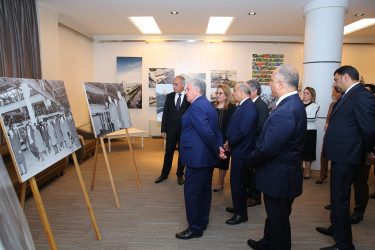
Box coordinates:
[342,44,375,83]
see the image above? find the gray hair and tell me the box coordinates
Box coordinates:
[190,79,206,96]
[237,82,251,95]
[246,79,262,95]
[275,65,299,89]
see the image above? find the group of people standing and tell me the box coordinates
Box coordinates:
[154,65,375,250]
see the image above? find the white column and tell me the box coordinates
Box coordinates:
[303,0,348,170]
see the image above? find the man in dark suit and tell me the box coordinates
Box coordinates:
[246,79,269,207]
[155,76,190,185]
[176,79,226,239]
[247,65,307,250]
[224,82,258,225]
[317,66,375,250]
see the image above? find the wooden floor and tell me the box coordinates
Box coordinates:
[24,138,375,249]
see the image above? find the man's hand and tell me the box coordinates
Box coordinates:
[369,152,375,161]
[161,132,167,139]
[223,140,230,152]
[218,146,227,159]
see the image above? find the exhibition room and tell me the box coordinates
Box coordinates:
[1,0,375,249]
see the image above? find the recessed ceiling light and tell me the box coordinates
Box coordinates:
[344,18,375,35]
[354,13,364,17]
[128,16,161,34]
[248,12,256,15]
[206,17,235,34]
[171,11,178,14]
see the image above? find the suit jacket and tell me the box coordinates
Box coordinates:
[248,94,307,199]
[161,92,190,136]
[226,98,258,159]
[253,97,269,139]
[180,96,223,168]
[325,84,375,165]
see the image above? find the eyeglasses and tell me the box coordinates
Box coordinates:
[215,92,224,95]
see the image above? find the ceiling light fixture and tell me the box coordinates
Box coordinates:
[171,11,178,14]
[248,12,256,15]
[354,13,364,17]
[128,16,161,34]
[344,18,375,35]
[206,16,234,34]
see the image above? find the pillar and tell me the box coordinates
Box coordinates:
[303,0,349,170]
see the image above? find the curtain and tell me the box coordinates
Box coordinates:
[0,0,41,79]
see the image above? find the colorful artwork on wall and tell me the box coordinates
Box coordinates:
[117,57,142,109]
[211,70,237,88]
[149,68,175,88]
[252,54,284,85]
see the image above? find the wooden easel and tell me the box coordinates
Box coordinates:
[18,152,101,249]
[90,128,141,208]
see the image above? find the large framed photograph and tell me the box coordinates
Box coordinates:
[211,70,237,88]
[83,82,132,138]
[0,77,81,183]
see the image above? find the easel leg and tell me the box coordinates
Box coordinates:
[125,129,141,188]
[90,138,99,190]
[100,137,120,208]
[29,177,57,250]
[20,182,26,208]
[72,152,101,240]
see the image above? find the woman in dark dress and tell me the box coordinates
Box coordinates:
[212,84,235,192]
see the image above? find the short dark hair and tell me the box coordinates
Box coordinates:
[364,84,375,95]
[246,80,262,95]
[334,65,359,81]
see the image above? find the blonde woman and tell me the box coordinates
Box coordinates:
[212,84,236,192]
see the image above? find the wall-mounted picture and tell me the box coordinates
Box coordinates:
[156,84,174,122]
[83,82,132,138]
[180,73,206,84]
[149,95,156,107]
[149,68,175,88]
[211,70,237,88]
[117,57,142,109]
[0,77,81,183]
[252,54,284,85]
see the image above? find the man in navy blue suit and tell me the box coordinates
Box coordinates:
[316,66,375,250]
[176,79,226,240]
[224,82,258,225]
[247,65,307,250]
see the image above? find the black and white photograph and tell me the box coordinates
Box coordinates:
[156,84,173,122]
[148,68,175,88]
[260,85,278,113]
[117,57,142,109]
[211,70,237,88]
[0,77,81,183]
[83,82,132,138]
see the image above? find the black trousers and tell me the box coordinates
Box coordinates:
[261,194,294,250]
[247,168,261,200]
[230,157,249,216]
[330,162,355,250]
[352,164,370,217]
[161,132,184,178]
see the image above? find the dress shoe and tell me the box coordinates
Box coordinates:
[316,226,333,236]
[369,192,375,199]
[226,214,248,225]
[325,204,332,210]
[320,245,340,250]
[246,198,261,207]
[225,207,235,213]
[350,214,363,224]
[213,186,223,192]
[247,239,269,250]
[315,176,328,184]
[177,176,184,185]
[154,175,167,183]
[303,176,311,179]
[175,229,202,239]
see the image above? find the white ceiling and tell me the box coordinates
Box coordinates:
[38,0,375,39]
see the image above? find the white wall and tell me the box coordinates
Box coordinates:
[94,42,305,134]
[38,5,94,128]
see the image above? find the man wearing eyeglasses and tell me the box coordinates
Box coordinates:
[155,76,190,185]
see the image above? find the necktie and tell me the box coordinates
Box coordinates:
[176,94,181,111]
